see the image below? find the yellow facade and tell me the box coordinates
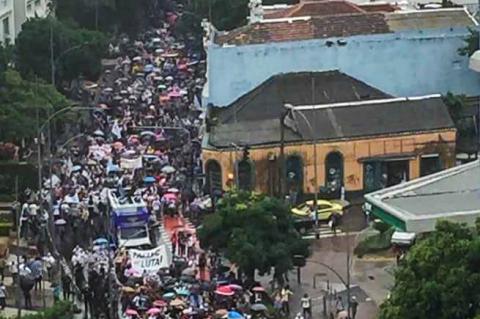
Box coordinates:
[202,129,457,193]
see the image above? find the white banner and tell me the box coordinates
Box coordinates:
[121,157,143,170]
[129,245,169,273]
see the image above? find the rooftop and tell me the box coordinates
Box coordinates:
[208,71,455,148]
[365,160,480,222]
[214,6,475,46]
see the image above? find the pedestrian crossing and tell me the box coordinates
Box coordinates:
[301,225,348,240]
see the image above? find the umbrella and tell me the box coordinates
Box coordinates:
[170,298,185,307]
[125,268,140,277]
[252,286,265,292]
[133,56,142,62]
[147,308,162,315]
[103,87,113,93]
[121,286,136,293]
[161,165,176,174]
[54,219,67,226]
[215,309,228,317]
[215,285,234,296]
[229,284,243,291]
[94,238,108,245]
[113,141,124,150]
[181,267,196,276]
[175,287,190,296]
[250,303,267,312]
[153,300,167,307]
[144,64,154,73]
[163,292,176,299]
[140,131,156,137]
[71,165,82,173]
[93,130,104,137]
[125,309,138,316]
[144,176,156,183]
[228,311,244,319]
[167,188,179,193]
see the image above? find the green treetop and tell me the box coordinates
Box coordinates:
[198,190,309,281]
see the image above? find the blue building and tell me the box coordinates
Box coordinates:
[202,1,480,107]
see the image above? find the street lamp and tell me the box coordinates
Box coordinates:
[284,104,320,238]
[49,20,91,87]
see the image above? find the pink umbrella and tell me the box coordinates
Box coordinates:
[147,308,162,315]
[215,285,235,296]
[229,284,243,291]
[125,268,140,277]
[153,300,167,307]
[252,286,265,292]
[125,309,139,316]
[163,193,178,202]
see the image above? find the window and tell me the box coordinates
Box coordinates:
[237,160,254,191]
[2,17,9,36]
[35,0,41,6]
[420,155,442,177]
[205,160,222,196]
[27,4,32,12]
[325,152,344,192]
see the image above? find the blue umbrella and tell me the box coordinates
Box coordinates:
[144,64,154,73]
[163,292,176,299]
[175,287,190,296]
[94,238,108,245]
[144,176,156,183]
[228,311,244,319]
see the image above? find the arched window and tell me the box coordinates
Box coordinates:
[286,155,304,198]
[205,160,222,195]
[237,160,254,191]
[325,152,344,192]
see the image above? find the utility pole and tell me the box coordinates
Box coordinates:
[50,21,55,87]
[279,111,288,198]
[15,176,21,319]
[95,0,99,31]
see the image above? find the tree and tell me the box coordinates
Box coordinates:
[198,190,309,281]
[0,69,68,142]
[185,0,299,31]
[15,18,107,87]
[458,27,479,57]
[379,221,480,319]
[53,0,165,35]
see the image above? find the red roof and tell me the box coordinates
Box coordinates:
[215,13,391,45]
[358,3,398,12]
[264,0,366,19]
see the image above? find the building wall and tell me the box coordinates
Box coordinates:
[202,129,457,193]
[0,0,14,44]
[205,28,480,106]
[0,0,50,44]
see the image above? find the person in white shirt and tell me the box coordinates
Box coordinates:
[301,293,312,319]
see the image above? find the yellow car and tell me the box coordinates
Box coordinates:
[291,199,345,221]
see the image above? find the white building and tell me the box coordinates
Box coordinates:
[0,0,51,44]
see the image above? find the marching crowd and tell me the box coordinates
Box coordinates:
[12,3,285,319]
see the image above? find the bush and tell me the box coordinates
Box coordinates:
[354,227,395,257]
[0,223,12,237]
[0,301,75,319]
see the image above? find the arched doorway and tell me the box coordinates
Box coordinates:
[205,160,222,195]
[325,152,344,193]
[286,155,304,204]
[237,160,254,191]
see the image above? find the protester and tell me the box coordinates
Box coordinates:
[301,293,312,319]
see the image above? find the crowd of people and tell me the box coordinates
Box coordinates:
[12,4,279,319]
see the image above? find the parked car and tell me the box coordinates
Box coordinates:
[291,199,346,220]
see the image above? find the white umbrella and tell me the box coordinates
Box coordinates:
[54,219,67,225]
[161,166,176,174]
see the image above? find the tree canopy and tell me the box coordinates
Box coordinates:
[0,67,68,142]
[53,0,168,35]
[198,191,309,280]
[379,221,480,319]
[185,0,299,31]
[15,17,107,86]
